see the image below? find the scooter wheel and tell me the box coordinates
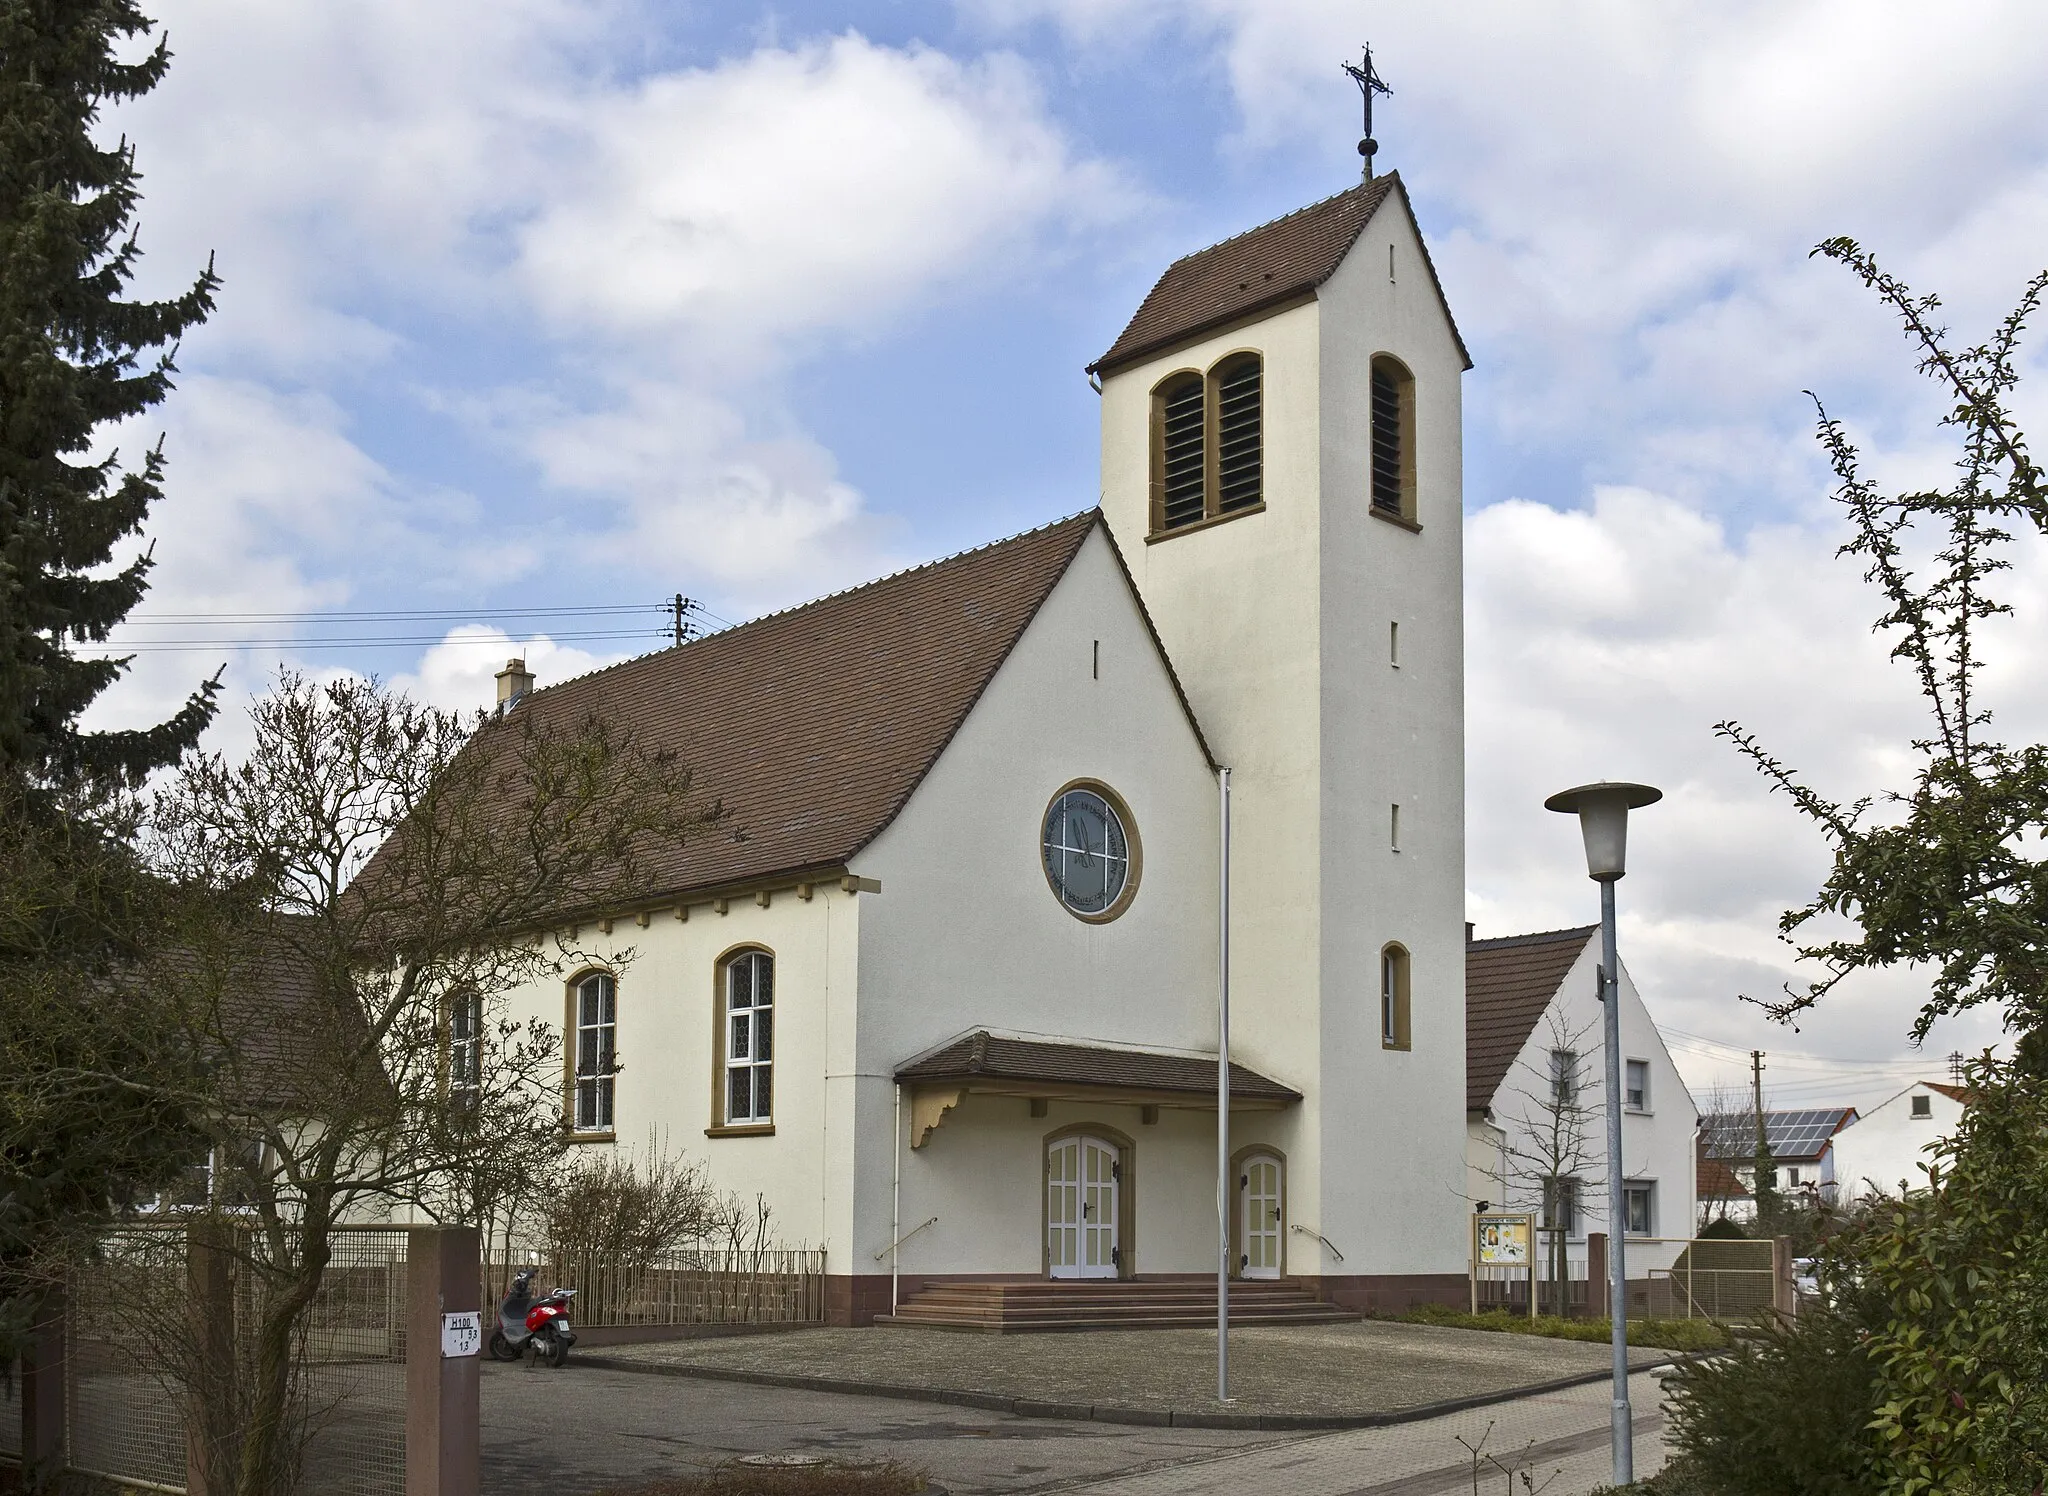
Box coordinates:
[488,1330,520,1362]
[545,1330,570,1368]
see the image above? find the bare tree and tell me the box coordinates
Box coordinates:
[1491,1009,1605,1316]
[1695,1085,1754,1232]
[138,672,722,1495]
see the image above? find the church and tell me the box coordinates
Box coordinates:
[489,167,1475,1325]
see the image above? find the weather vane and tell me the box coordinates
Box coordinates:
[1342,45,1391,180]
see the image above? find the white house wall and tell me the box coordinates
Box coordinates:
[1829,1084,1967,1202]
[1484,944,1699,1267]
[851,524,1229,1277]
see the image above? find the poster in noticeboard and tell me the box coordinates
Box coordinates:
[1474,1212,1534,1266]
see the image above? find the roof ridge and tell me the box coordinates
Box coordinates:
[508,510,1100,703]
[1468,925,1598,950]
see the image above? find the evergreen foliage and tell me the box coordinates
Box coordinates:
[0,0,220,785]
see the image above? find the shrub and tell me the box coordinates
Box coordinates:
[1393,1303,1730,1353]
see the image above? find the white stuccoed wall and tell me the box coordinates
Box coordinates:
[849,524,1230,1276]
[1482,942,1700,1267]
[489,883,861,1254]
[1829,1084,1967,1202]
[1097,187,1471,1294]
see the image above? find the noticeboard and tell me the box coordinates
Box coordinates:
[1474,1212,1535,1266]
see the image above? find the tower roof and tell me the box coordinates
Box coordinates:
[1087,172,1472,377]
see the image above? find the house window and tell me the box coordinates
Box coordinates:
[1911,1094,1931,1118]
[449,991,482,1106]
[1786,1166,1801,1186]
[572,972,616,1133]
[723,950,775,1126]
[1542,1176,1580,1235]
[1369,355,1416,521]
[1625,1059,1649,1111]
[1624,1181,1655,1235]
[1380,944,1411,1050]
[1550,1048,1579,1106]
[1151,353,1264,533]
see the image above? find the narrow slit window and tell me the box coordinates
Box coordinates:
[1370,355,1415,520]
[1389,621,1400,667]
[1380,944,1411,1049]
[1212,354,1263,514]
[1157,373,1207,529]
[1390,803,1401,852]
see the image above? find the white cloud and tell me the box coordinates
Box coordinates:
[1466,486,2020,1107]
[388,626,620,717]
[516,35,1135,366]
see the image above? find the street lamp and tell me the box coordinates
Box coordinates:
[1544,779,1661,1488]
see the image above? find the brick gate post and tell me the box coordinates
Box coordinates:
[185,1219,237,1496]
[1586,1233,1608,1323]
[405,1226,480,1496]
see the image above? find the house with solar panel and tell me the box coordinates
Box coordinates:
[1699,1106,1859,1218]
[1465,927,1700,1280]
[478,170,1477,1327]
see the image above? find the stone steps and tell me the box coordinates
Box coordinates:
[875,1278,1359,1333]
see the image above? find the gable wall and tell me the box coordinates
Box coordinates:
[1830,1086,1966,1202]
[848,524,1229,1276]
[1480,943,1700,1258]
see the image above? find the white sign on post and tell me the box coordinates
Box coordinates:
[440,1310,481,1359]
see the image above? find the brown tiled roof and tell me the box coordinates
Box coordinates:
[474,513,1102,907]
[1696,1144,1751,1202]
[1465,927,1596,1114]
[1926,1081,1976,1105]
[896,1030,1300,1106]
[1087,172,1472,376]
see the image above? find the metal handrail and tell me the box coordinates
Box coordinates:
[1289,1224,1345,1263]
[873,1215,939,1263]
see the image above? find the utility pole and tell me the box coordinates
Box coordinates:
[1750,1050,1776,1214]
[671,594,689,648]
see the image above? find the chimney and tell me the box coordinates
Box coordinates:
[494,658,534,714]
[1465,921,1475,944]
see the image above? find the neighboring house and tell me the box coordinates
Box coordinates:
[1829,1082,1971,1203]
[1700,1108,1858,1214]
[1694,1143,1752,1230]
[480,172,1476,1323]
[1465,928,1699,1260]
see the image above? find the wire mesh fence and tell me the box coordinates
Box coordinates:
[1474,1234,1784,1322]
[54,1221,411,1495]
[484,1245,826,1328]
[0,1364,22,1461]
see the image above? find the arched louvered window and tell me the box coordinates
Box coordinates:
[1212,354,1262,514]
[1155,372,1206,530]
[1150,353,1265,535]
[1370,355,1416,521]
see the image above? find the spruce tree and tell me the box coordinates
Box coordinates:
[0,0,221,785]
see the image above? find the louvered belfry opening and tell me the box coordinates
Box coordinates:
[1159,373,1207,529]
[1213,354,1263,514]
[1370,360,1404,514]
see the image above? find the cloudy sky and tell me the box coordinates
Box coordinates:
[86,0,2048,1110]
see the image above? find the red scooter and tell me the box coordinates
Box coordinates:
[489,1267,577,1366]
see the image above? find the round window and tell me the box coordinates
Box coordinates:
[1041,785,1138,920]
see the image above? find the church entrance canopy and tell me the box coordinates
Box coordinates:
[895,1029,1298,1149]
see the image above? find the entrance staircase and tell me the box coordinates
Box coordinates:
[875,1278,1358,1333]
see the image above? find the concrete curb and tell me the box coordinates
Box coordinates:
[572,1352,1683,1431]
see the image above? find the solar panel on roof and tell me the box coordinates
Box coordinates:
[1702,1108,1854,1161]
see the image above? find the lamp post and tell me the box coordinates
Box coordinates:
[1544,779,1661,1488]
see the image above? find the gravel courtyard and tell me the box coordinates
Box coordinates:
[584,1319,1669,1422]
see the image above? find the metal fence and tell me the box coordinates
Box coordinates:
[1475,1234,1783,1322]
[54,1222,409,1496]
[485,1245,827,1328]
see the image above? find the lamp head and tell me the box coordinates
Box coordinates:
[1544,780,1662,881]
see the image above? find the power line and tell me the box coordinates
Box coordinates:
[124,603,667,624]
[78,627,671,653]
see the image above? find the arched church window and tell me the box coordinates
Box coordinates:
[1211,353,1263,514]
[1370,355,1416,522]
[1153,371,1207,530]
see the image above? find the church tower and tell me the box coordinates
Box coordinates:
[1091,171,1473,1302]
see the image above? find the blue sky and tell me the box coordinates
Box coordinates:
[88,0,2048,1109]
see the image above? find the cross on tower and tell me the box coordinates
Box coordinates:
[1342,45,1392,180]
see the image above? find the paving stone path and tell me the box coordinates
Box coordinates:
[586,1320,1668,1423]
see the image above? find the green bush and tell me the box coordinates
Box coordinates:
[1392,1303,1730,1352]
